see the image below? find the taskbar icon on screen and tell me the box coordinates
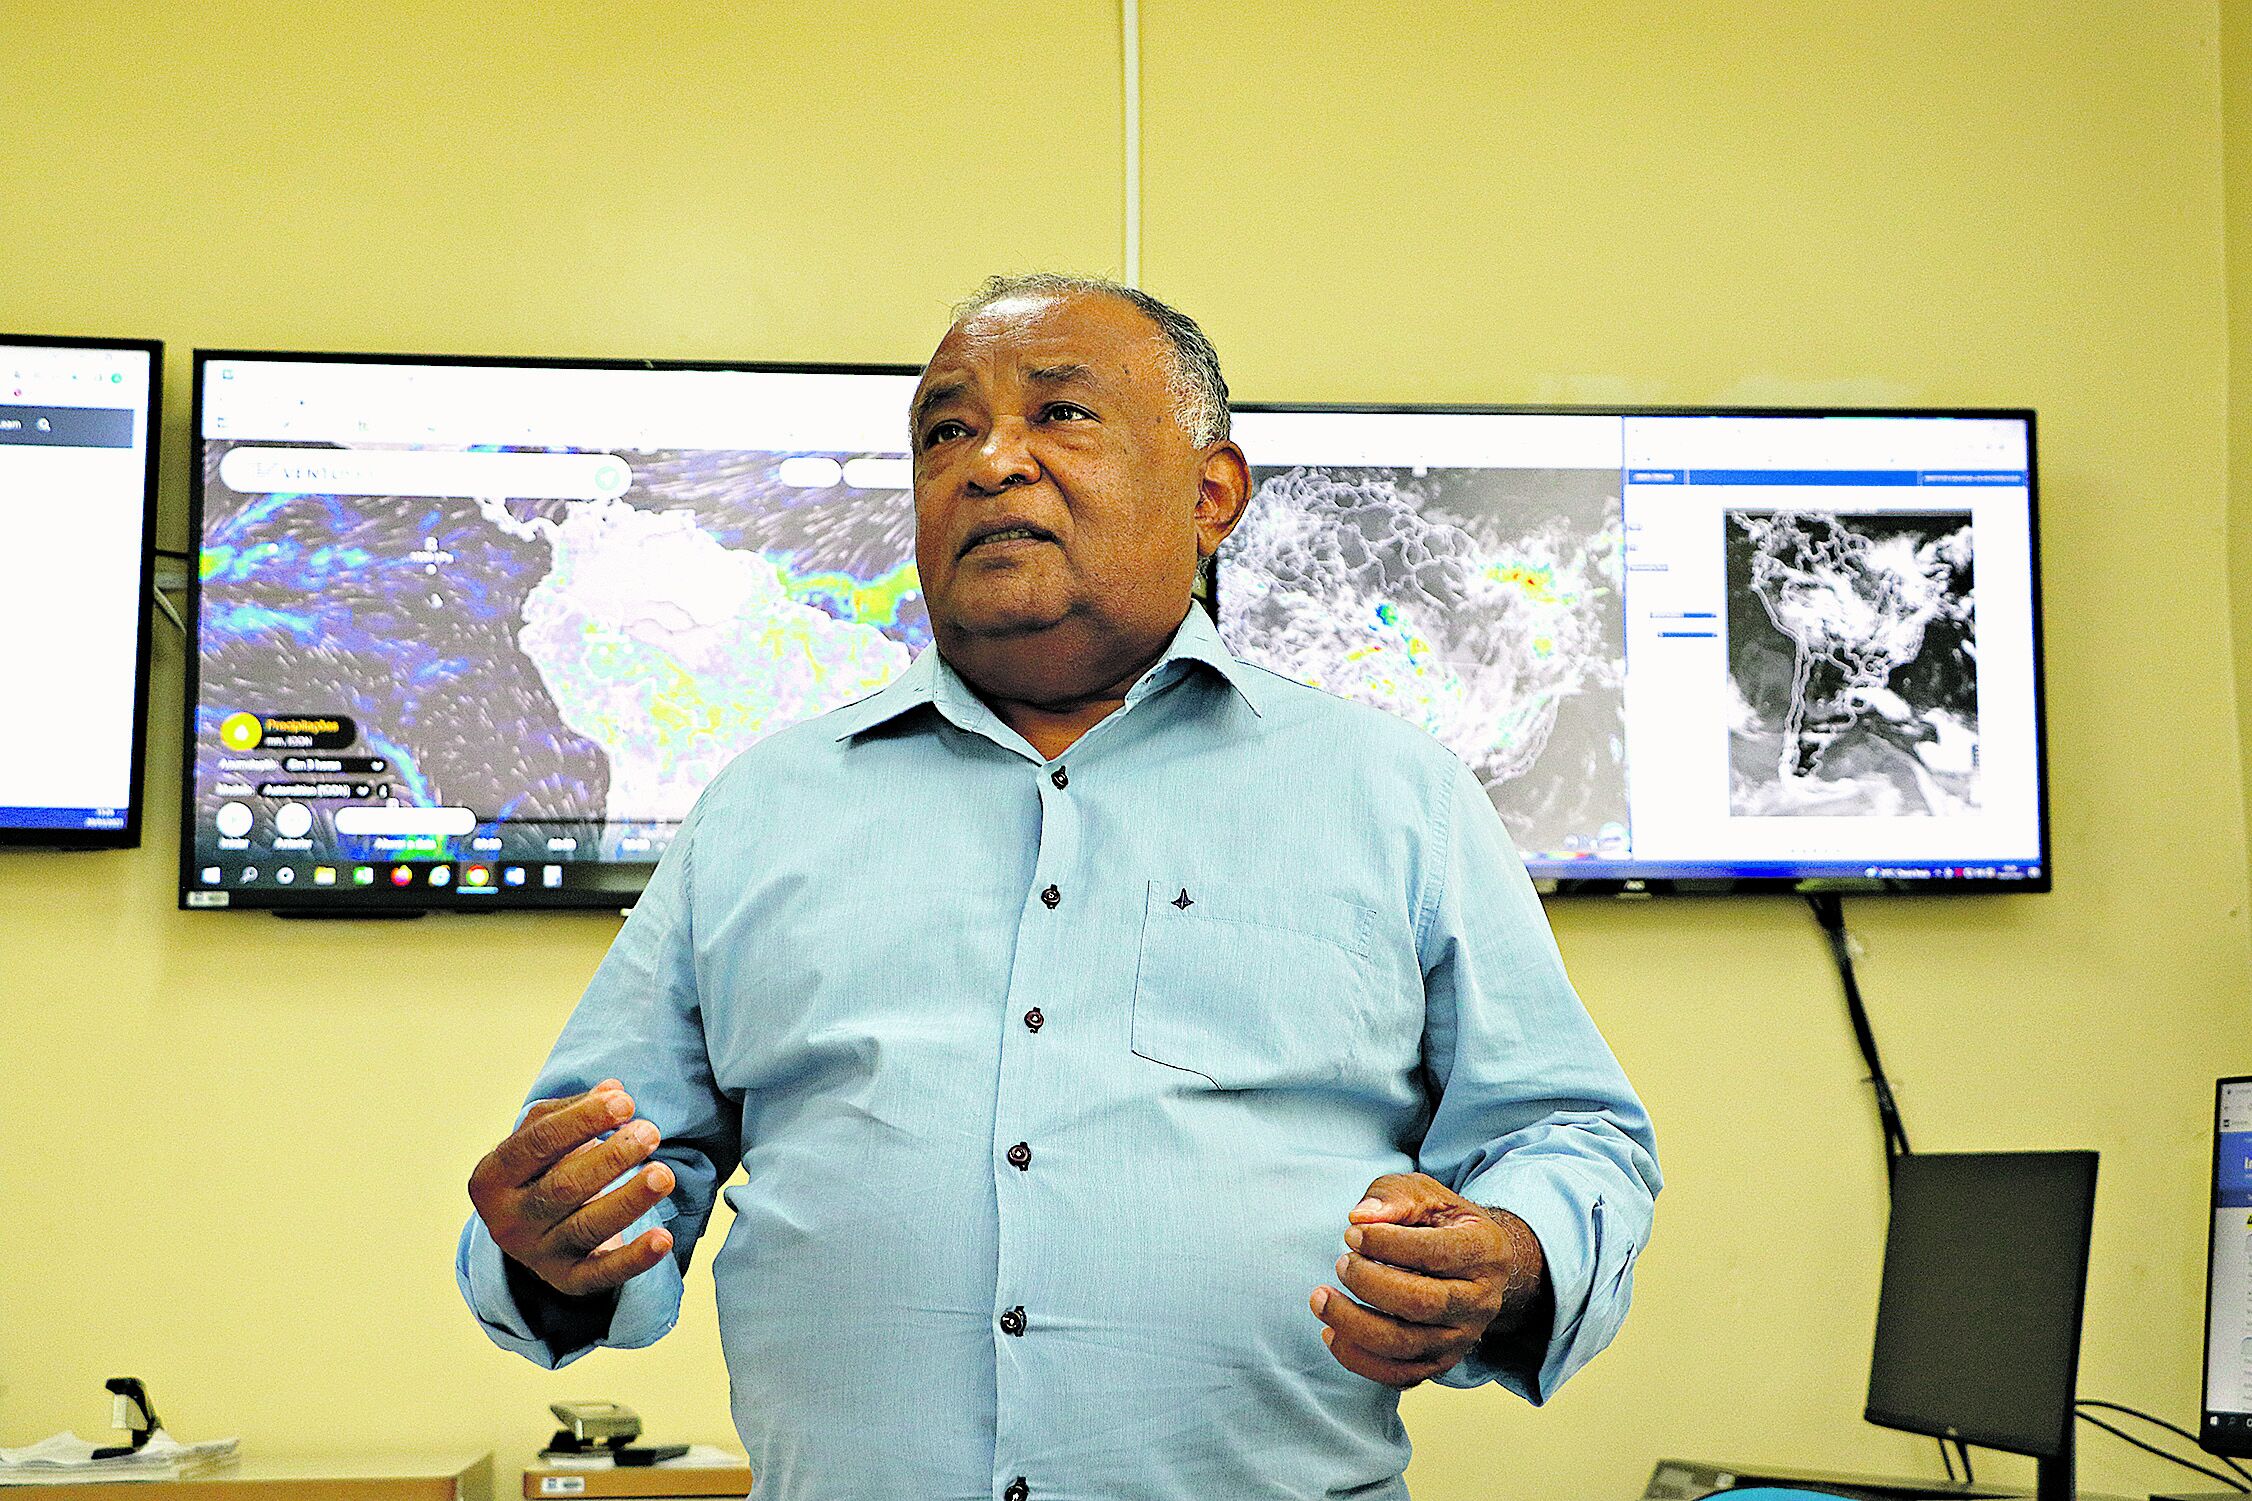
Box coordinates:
[184,856,619,911]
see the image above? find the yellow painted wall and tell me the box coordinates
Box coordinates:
[2231,0,2252,886]
[4,5,2247,1499]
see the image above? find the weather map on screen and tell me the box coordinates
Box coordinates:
[1221,458,1626,861]
[184,355,922,911]
[1218,408,2048,894]
[1725,508,1979,818]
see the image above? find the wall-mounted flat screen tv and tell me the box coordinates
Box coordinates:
[0,335,161,849]
[1215,406,2048,895]
[184,352,921,912]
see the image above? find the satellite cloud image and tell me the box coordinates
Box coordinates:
[193,443,922,852]
[1218,464,1628,860]
[1725,508,1979,818]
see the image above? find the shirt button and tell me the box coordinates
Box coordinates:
[1023,1007,1044,1032]
[1050,765,1068,789]
[1004,1481,1028,1501]
[1000,1305,1027,1337]
[1007,1141,1032,1170]
[1039,884,1060,909]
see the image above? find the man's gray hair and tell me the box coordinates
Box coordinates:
[952,273,1232,449]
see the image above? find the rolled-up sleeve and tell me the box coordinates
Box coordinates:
[1412,759,1661,1403]
[456,804,742,1368]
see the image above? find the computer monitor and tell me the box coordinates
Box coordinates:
[1864,1151,2099,1501]
[1215,406,2050,895]
[0,335,162,848]
[2204,1076,2252,1458]
[183,351,922,913]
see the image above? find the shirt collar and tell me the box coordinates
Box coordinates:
[1124,600,1272,717]
[830,602,1270,743]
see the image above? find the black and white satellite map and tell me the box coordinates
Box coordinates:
[1219,464,1628,860]
[1725,509,1979,817]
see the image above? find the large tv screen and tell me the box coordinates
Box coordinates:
[184,352,921,912]
[1215,406,2048,895]
[0,335,161,848]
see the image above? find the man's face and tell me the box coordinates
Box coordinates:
[910,290,1245,703]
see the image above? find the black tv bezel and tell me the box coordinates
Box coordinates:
[2202,1074,2252,1460]
[0,334,164,851]
[1217,401,2053,898]
[180,347,923,915]
[1861,1148,2099,1477]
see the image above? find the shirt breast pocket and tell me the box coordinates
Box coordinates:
[1130,879,1382,1090]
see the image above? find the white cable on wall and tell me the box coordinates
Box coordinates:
[1122,0,1142,287]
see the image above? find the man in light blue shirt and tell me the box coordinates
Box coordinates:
[461,274,1659,1501]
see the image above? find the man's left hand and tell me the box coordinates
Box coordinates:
[1309,1171,1548,1388]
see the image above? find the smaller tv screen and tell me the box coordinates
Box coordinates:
[2204,1076,2252,1458]
[183,352,922,912]
[1216,405,2050,895]
[0,335,161,848]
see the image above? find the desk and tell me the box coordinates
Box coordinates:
[3,1454,491,1501]
[1643,1457,2134,1501]
[519,1460,749,1501]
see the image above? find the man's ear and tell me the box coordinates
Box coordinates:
[1193,441,1252,557]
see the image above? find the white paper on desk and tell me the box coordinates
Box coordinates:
[540,1445,743,1470]
[0,1430,239,1483]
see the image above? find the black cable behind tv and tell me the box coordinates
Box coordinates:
[1809,893,1911,1171]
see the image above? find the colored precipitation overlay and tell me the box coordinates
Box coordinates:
[195,445,923,840]
[1220,465,1627,862]
[1725,509,1978,818]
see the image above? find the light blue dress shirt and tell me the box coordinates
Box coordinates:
[458,602,1659,1501]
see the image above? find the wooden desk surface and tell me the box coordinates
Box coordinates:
[519,1459,750,1499]
[5,1453,492,1501]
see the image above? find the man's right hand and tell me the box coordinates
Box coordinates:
[467,1079,676,1297]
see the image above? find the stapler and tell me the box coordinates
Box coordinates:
[90,1378,161,1460]
[541,1402,687,1466]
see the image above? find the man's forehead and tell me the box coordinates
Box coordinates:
[920,292,1165,390]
